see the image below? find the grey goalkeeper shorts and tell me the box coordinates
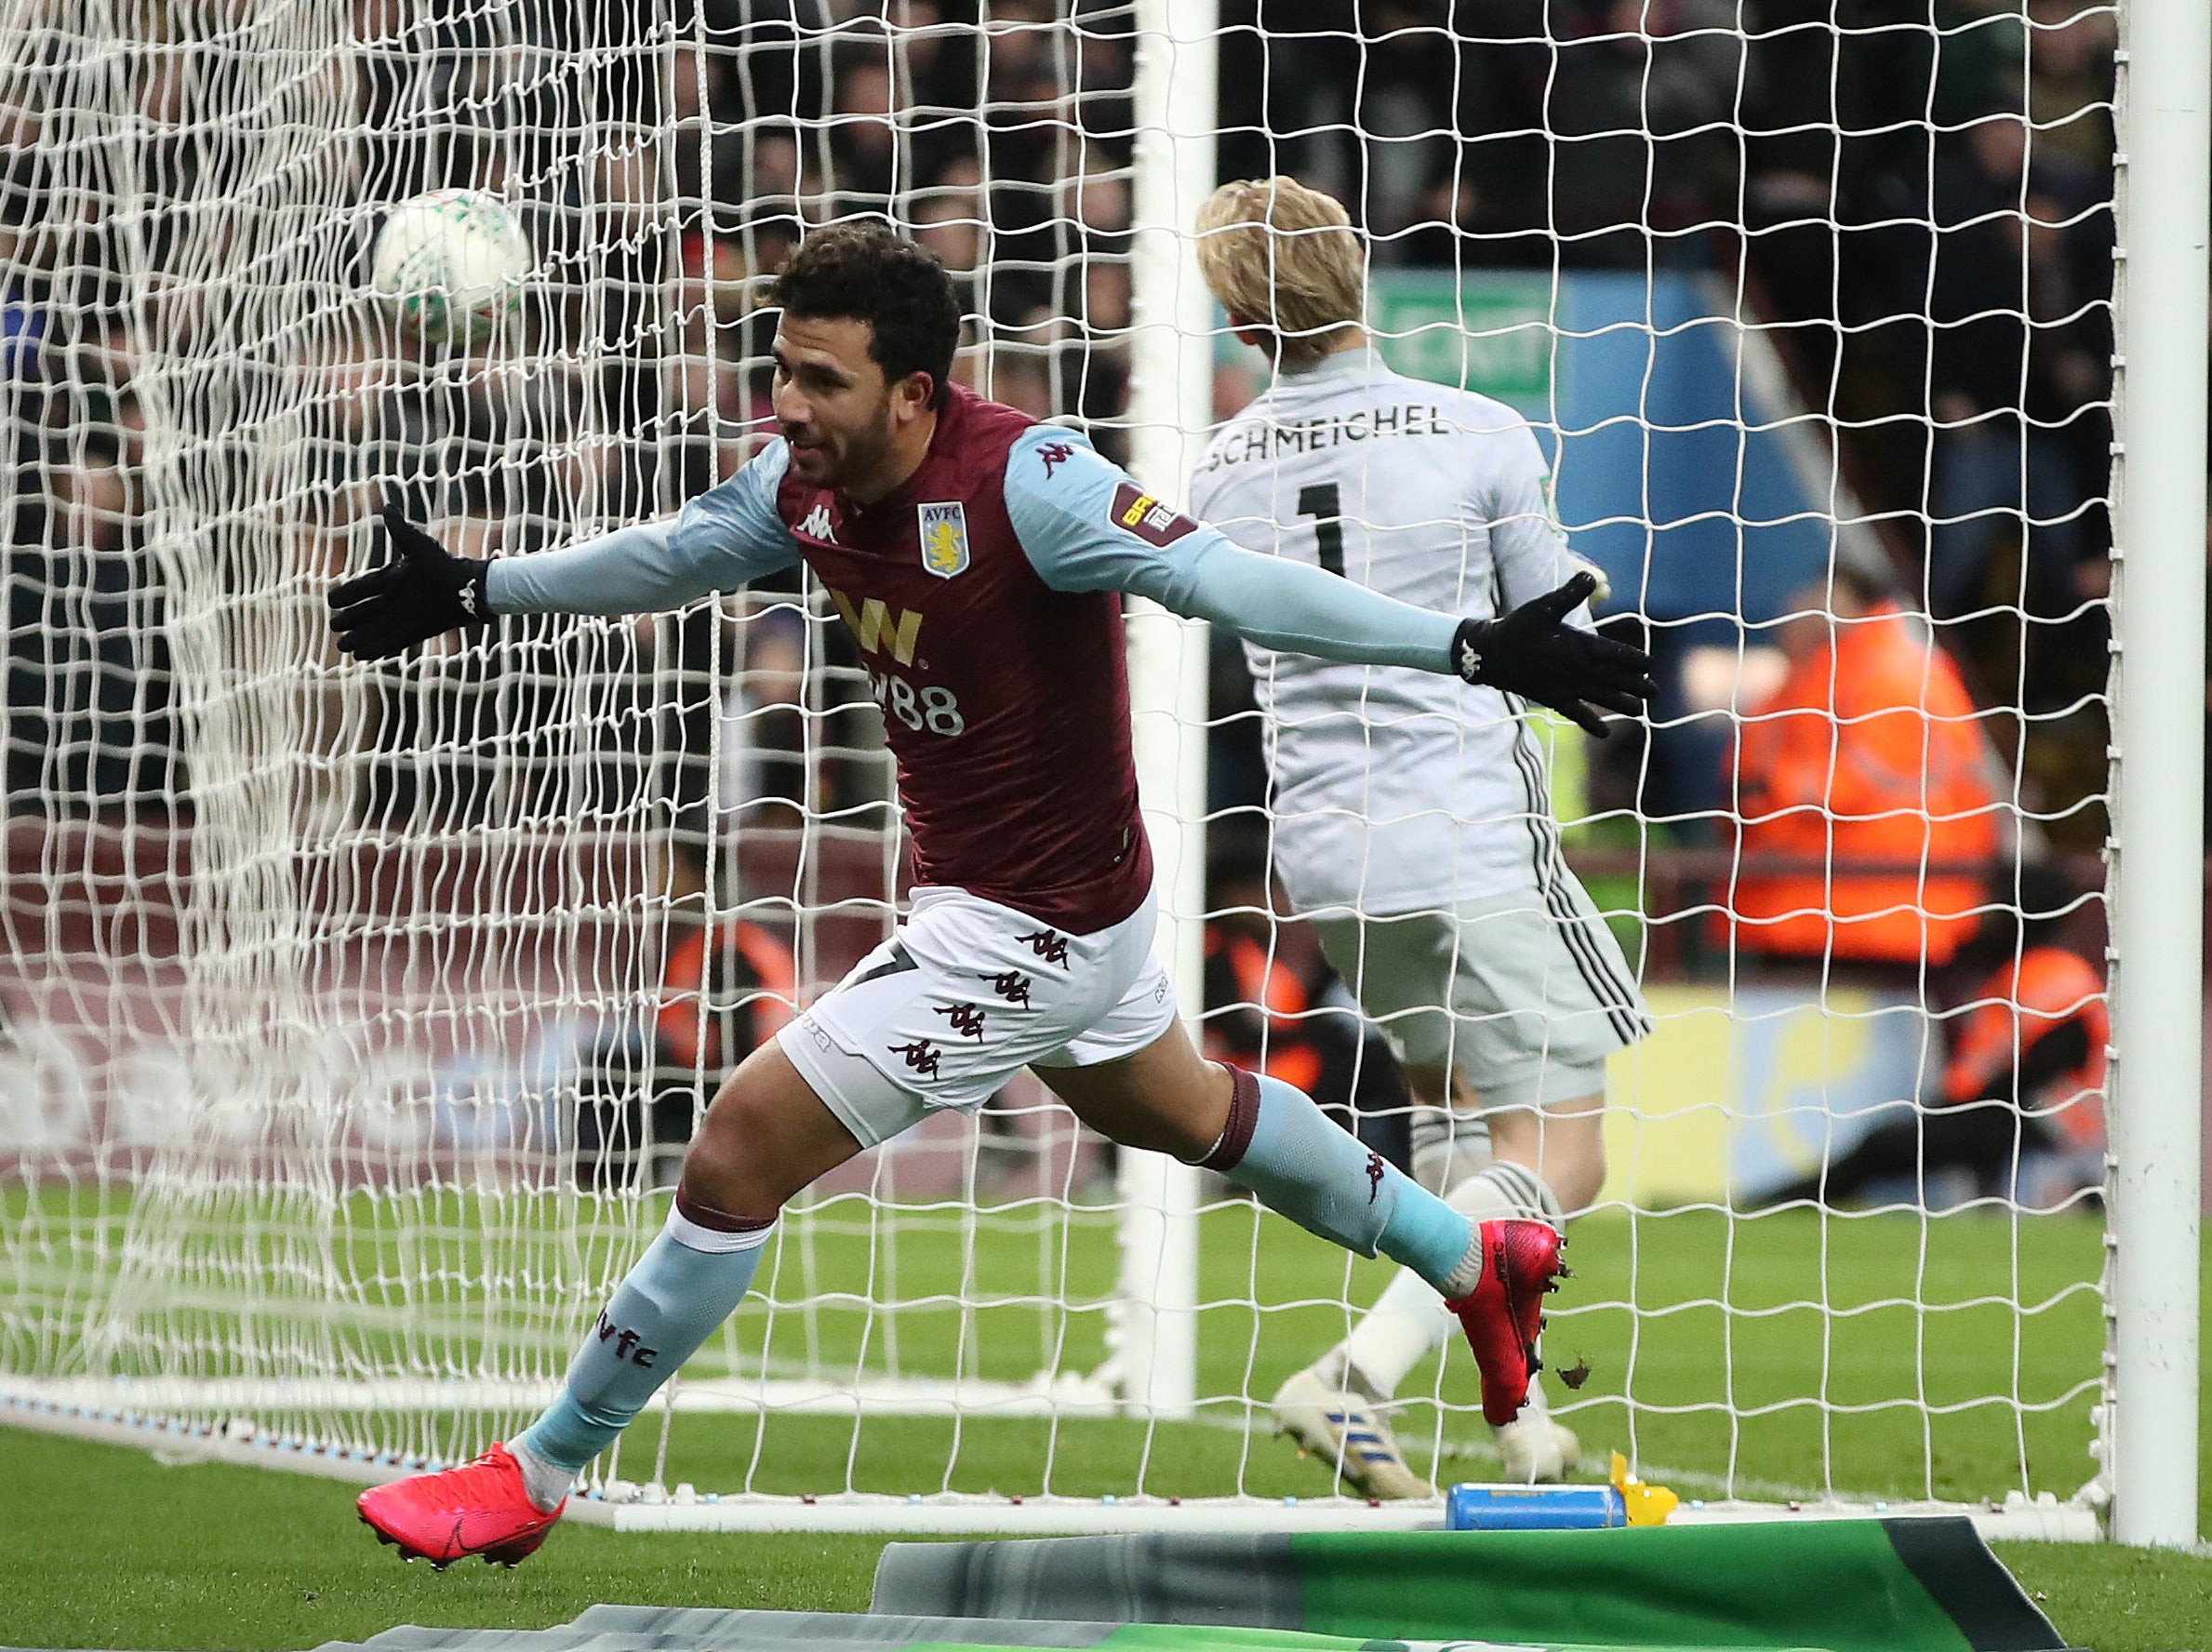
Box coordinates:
[1311,875,1650,1113]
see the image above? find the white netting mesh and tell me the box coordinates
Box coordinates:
[0,0,2117,1523]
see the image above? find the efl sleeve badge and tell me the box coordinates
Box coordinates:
[1108,481,1198,548]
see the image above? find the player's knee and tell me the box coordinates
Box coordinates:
[679,1088,793,1219]
[1125,1108,1221,1164]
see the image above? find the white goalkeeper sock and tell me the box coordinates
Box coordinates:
[1339,1161,1563,1399]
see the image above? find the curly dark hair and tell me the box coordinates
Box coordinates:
[769,221,962,408]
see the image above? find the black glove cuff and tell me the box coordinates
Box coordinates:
[454,559,493,626]
[1450,617,1496,685]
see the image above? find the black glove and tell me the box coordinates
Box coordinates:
[327,503,492,660]
[1451,570,1655,739]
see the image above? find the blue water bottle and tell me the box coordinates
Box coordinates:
[1445,1483,1628,1530]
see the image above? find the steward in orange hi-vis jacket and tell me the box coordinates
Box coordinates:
[572,917,799,1188]
[1762,863,2106,1209]
[1939,941,2108,1154]
[655,916,798,1078]
[1203,925,1327,1098]
[1725,556,2005,968]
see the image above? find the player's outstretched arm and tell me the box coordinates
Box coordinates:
[327,445,801,660]
[1002,429,1656,736]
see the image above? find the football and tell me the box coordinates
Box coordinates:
[369,188,530,344]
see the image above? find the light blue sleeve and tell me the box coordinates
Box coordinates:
[1001,426,1459,673]
[488,442,800,617]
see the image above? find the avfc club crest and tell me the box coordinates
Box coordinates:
[917,500,970,579]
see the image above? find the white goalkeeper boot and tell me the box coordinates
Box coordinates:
[1272,1366,1435,1500]
[1494,1375,1580,1483]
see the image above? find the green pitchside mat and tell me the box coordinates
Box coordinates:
[869,1520,2070,1651]
[0,1515,2069,1652]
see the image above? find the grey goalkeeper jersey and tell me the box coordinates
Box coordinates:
[1190,349,1589,915]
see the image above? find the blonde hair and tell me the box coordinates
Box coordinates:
[1195,177,1366,369]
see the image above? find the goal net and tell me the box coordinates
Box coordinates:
[0,0,2177,1538]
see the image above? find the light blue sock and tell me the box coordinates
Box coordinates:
[1200,1071,1475,1293]
[514,1199,775,1483]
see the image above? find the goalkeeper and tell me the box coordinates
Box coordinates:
[1190,178,1652,1495]
[330,222,1651,1565]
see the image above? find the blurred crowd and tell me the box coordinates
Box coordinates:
[1204,0,2125,864]
[0,0,1153,841]
[0,0,2148,1204]
[0,3,2152,902]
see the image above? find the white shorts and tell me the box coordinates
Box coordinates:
[1311,876,1649,1112]
[777,886,1178,1148]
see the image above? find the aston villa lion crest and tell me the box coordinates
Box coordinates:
[917,500,970,579]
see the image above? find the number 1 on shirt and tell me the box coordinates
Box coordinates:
[1297,482,1344,578]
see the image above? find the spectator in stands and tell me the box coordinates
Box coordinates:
[830,51,898,215]
[2027,0,2117,171]
[1723,546,2007,972]
[1069,256,1132,457]
[979,0,1065,188]
[1764,860,2107,1209]
[7,434,176,810]
[739,127,809,234]
[912,183,984,313]
[1501,0,1751,267]
[970,345,1055,420]
[1346,0,1470,252]
[1056,154,1129,253]
[667,229,750,452]
[1926,91,2109,641]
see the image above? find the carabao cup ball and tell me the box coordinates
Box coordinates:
[370,189,530,344]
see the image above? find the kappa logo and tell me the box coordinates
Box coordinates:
[888,1038,941,1078]
[1016,929,1070,966]
[934,1002,988,1040]
[1108,481,1198,548]
[1037,440,1076,478]
[458,581,479,619]
[828,587,924,665]
[798,501,837,542]
[917,500,970,579]
[1365,1152,1385,1206]
[987,970,1033,1006]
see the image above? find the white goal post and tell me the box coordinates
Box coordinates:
[1111,0,1217,1422]
[2104,0,2207,1551]
[0,0,2204,1548]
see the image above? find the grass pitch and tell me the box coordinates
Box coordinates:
[5,1184,2112,1504]
[3,1200,2206,1648]
[499,1200,2112,1507]
[3,1429,2211,1651]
